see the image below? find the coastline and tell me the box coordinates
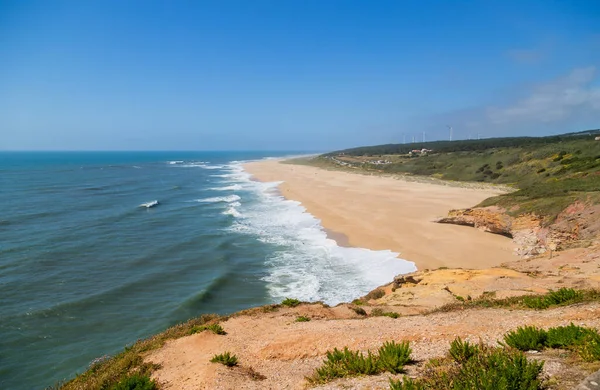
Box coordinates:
[244,158,516,270]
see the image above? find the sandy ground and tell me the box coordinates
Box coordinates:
[148,302,600,389]
[244,160,516,270]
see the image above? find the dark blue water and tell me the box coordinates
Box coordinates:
[0,151,415,389]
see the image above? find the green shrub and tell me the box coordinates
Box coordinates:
[389,377,426,390]
[110,374,157,390]
[546,323,591,348]
[389,346,543,390]
[210,352,238,367]
[578,331,600,362]
[503,326,547,351]
[453,348,543,390]
[522,288,583,310]
[448,337,479,363]
[281,298,301,307]
[295,316,310,322]
[377,341,412,374]
[545,288,583,305]
[308,347,380,383]
[383,312,400,319]
[190,323,227,335]
[522,296,550,309]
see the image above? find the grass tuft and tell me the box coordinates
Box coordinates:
[377,341,412,374]
[281,298,301,307]
[502,326,547,351]
[448,337,479,363]
[389,344,544,390]
[110,374,157,390]
[189,323,227,335]
[295,316,311,322]
[546,323,592,348]
[210,352,238,367]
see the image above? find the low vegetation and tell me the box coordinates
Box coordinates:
[502,324,600,362]
[281,298,301,307]
[390,343,544,390]
[110,374,157,390]
[189,323,227,335]
[210,352,239,367]
[308,341,413,384]
[429,288,599,314]
[295,315,311,322]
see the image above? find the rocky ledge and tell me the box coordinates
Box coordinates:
[435,202,600,258]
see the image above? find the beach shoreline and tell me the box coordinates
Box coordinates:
[244,158,516,270]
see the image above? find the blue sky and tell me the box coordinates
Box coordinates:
[1,0,599,151]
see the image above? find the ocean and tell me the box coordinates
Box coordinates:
[0,151,416,389]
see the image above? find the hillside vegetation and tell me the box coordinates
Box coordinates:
[315,130,600,222]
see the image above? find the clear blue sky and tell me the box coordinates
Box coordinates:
[1,0,599,151]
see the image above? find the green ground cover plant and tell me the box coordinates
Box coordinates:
[377,341,412,374]
[210,352,239,367]
[308,341,415,384]
[502,326,548,351]
[281,298,301,307]
[389,341,544,390]
[295,315,311,322]
[429,288,600,314]
[110,374,157,390]
[502,324,600,362]
[189,323,227,335]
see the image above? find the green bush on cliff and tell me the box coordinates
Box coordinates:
[210,352,238,367]
[309,347,380,383]
[110,374,157,390]
[546,323,593,348]
[389,344,544,390]
[281,298,301,307]
[377,341,412,374]
[502,326,547,351]
[523,288,584,309]
[448,337,479,363]
[308,341,415,383]
[189,323,227,335]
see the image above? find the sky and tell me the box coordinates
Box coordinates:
[1,0,599,151]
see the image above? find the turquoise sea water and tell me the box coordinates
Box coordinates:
[0,152,415,389]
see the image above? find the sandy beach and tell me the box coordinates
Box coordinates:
[244,159,516,270]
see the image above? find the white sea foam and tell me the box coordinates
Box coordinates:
[225,160,417,306]
[168,160,184,165]
[222,205,242,218]
[209,184,243,191]
[139,200,159,208]
[196,195,241,203]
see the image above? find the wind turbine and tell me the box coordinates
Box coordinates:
[447,125,453,141]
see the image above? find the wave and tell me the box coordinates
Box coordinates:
[224,161,416,306]
[167,160,184,165]
[209,184,243,191]
[222,206,242,218]
[196,195,241,203]
[139,200,159,208]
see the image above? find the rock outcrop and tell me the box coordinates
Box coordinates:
[435,202,600,258]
